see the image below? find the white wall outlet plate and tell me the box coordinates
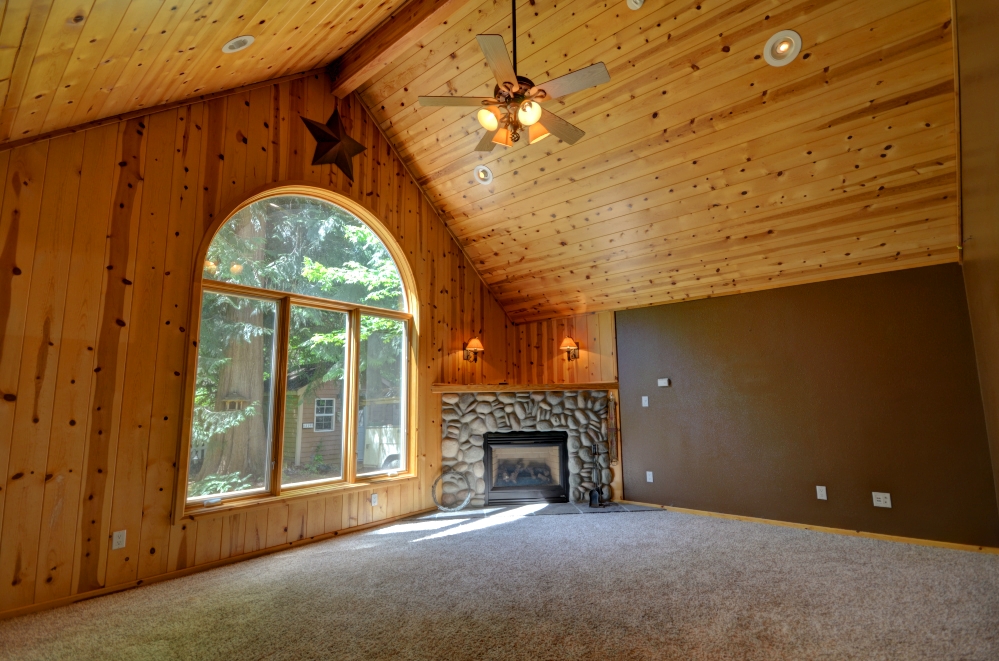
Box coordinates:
[641,396,649,407]
[816,486,827,500]
[112,530,127,550]
[646,471,654,483]
[657,378,671,387]
[371,493,378,506]
[872,492,892,508]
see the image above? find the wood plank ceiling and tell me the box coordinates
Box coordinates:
[0,0,407,143]
[359,0,960,322]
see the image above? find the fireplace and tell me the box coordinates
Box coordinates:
[483,431,570,504]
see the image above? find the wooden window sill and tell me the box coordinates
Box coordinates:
[183,472,417,520]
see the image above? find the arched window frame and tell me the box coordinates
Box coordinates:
[173,185,419,521]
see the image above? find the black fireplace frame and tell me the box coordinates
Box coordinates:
[482,431,570,504]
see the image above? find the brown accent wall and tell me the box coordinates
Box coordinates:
[616,264,999,546]
[954,0,999,511]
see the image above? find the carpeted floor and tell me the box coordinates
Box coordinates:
[2,506,998,661]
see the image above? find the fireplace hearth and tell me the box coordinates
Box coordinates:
[483,431,569,504]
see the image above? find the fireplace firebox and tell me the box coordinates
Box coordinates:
[483,431,570,504]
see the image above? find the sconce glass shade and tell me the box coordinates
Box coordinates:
[560,337,579,361]
[518,100,542,126]
[477,108,499,131]
[528,123,550,144]
[464,337,484,363]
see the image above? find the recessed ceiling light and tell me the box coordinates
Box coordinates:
[473,165,493,185]
[222,35,255,54]
[763,30,802,67]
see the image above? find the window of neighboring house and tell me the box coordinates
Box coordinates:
[314,399,336,431]
[183,192,413,506]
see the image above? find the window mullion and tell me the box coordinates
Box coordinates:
[344,308,361,484]
[271,296,292,496]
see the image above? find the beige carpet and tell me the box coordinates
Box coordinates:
[1,506,998,660]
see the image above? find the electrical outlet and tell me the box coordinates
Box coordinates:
[657,378,671,387]
[112,530,126,550]
[371,493,378,506]
[872,492,892,508]
[816,486,827,500]
[646,471,654,483]
[641,396,649,407]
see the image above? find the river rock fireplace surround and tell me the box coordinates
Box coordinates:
[439,389,617,508]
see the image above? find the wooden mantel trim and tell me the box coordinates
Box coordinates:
[431,382,619,393]
[328,0,468,98]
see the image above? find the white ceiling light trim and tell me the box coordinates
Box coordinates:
[222,35,255,54]
[763,30,802,67]
[473,165,493,185]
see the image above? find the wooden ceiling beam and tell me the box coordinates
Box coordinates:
[328,0,469,99]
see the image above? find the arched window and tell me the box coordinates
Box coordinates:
[183,191,415,505]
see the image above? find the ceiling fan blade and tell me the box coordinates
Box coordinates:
[419,96,495,107]
[475,130,499,152]
[537,63,610,101]
[539,109,585,145]
[476,34,518,87]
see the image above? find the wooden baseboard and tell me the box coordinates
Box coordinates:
[618,500,999,555]
[0,507,435,622]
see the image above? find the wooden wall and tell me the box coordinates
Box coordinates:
[472,311,619,386]
[0,71,621,618]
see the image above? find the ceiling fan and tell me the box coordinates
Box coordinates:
[418,0,611,152]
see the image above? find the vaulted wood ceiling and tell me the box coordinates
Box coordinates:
[360,0,960,322]
[1,0,960,325]
[0,0,407,143]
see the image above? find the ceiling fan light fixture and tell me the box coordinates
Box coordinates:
[477,108,500,131]
[528,123,550,144]
[763,30,802,67]
[518,100,542,126]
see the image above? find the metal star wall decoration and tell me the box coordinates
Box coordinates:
[301,109,366,182]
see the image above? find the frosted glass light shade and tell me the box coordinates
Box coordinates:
[528,123,550,144]
[491,128,513,147]
[477,108,499,131]
[518,101,542,126]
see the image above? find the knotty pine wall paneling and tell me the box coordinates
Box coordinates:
[0,73,601,618]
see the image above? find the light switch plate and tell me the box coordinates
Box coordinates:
[872,492,892,508]
[646,471,654,483]
[371,493,378,506]
[657,378,671,387]
[816,486,827,500]
[112,530,126,550]
[641,396,649,407]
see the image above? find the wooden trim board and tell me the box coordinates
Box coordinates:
[618,500,999,555]
[0,507,436,622]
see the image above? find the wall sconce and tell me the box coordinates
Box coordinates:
[560,337,580,361]
[463,338,484,363]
